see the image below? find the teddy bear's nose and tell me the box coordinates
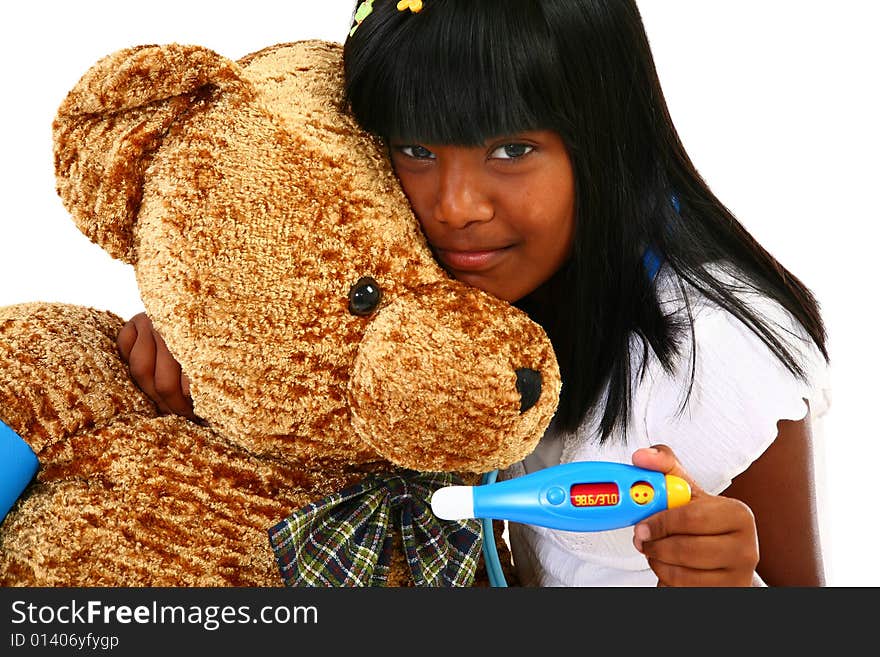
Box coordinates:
[515,368,542,413]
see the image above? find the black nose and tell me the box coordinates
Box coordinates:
[515,368,542,413]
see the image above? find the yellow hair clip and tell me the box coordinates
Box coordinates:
[397,0,423,12]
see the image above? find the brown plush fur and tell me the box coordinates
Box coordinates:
[0,41,560,586]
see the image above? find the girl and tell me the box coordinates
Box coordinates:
[118,0,830,586]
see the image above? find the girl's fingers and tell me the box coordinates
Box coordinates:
[631,443,708,552]
[128,330,169,415]
[153,332,193,418]
[117,312,196,420]
[637,494,755,544]
[646,558,751,587]
[116,318,137,360]
[637,531,747,570]
[631,443,703,497]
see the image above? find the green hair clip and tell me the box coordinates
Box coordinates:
[349,0,423,37]
[350,0,376,37]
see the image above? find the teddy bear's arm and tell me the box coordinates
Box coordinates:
[0,302,157,455]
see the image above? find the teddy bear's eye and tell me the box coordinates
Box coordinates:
[348,276,383,316]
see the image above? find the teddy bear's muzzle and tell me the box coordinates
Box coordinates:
[347,281,561,474]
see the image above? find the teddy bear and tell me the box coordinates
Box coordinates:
[0,40,560,587]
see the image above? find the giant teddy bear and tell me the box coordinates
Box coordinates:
[0,40,560,586]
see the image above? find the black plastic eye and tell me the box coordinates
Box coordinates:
[348,276,382,316]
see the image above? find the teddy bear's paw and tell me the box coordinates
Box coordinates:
[0,302,157,454]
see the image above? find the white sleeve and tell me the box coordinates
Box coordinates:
[643,293,831,495]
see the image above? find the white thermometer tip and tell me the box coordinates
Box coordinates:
[430,486,475,520]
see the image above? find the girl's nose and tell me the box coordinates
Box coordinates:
[434,162,493,228]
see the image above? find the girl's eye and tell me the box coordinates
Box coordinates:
[398,144,435,160]
[489,143,534,159]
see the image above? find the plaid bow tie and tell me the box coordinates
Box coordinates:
[268,470,482,587]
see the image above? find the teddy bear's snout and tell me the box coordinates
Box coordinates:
[347,281,561,472]
[515,368,542,413]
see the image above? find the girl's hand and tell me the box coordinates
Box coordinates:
[116,312,197,421]
[631,444,760,587]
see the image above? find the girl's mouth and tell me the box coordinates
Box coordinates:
[434,247,511,272]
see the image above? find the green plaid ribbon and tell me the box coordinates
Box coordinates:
[268,470,482,587]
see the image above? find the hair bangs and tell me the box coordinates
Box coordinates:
[345,0,564,145]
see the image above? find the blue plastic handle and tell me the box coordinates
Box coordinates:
[0,419,39,522]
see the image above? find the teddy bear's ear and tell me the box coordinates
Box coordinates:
[53,44,248,263]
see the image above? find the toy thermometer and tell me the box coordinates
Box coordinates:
[431,461,691,532]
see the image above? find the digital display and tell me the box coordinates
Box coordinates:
[570,482,619,507]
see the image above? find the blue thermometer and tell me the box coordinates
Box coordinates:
[431,461,691,532]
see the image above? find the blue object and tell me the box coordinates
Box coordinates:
[642,247,663,281]
[477,462,690,586]
[0,419,39,522]
[643,195,679,280]
[474,461,682,532]
[479,469,508,587]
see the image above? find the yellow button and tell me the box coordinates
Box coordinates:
[664,475,691,508]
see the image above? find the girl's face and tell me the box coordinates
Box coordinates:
[389,130,576,302]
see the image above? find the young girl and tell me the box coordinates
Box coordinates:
[118,0,831,586]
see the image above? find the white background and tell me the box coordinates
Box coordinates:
[1,1,877,586]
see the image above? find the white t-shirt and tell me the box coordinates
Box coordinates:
[500,265,831,587]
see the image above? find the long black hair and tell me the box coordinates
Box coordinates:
[344,0,828,440]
